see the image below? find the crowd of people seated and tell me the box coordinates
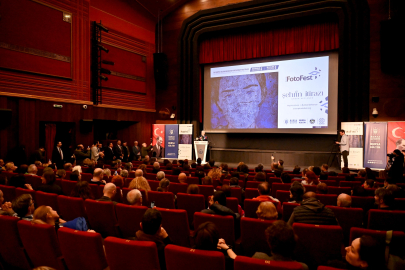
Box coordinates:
[1,150,405,270]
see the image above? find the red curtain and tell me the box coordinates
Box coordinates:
[45,124,56,162]
[199,21,339,64]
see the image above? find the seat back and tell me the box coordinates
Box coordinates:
[61,180,78,196]
[245,188,259,199]
[282,202,299,222]
[157,208,190,247]
[58,227,108,270]
[0,216,32,269]
[57,195,86,221]
[177,193,206,227]
[81,172,93,182]
[84,199,119,237]
[198,185,214,201]
[339,181,362,188]
[368,210,405,232]
[326,206,363,244]
[148,190,175,209]
[316,194,338,206]
[15,187,36,200]
[244,199,265,218]
[168,182,188,195]
[327,186,351,195]
[104,237,161,270]
[0,184,16,202]
[245,181,261,189]
[148,180,160,191]
[194,212,235,245]
[89,184,101,198]
[17,220,65,270]
[35,190,59,211]
[24,174,42,190]
[115,204,147,238]
[276,190,290,203]
[230,188,242,203]
[395,198,405,210]
[293,223,343,268]
[321,180,338,186]
[239,217,275,257]
[165,244,225,270]
[234,256,303,270]
[351,196,375,210]
[187,176,199,185]
[271,183,291,197]
[226,197,239,214]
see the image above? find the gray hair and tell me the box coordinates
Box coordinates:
[120,169,129,178]
[127,189,142,205]
[153,162,160,169]
[156,171,165,181]
[28,164,37,174]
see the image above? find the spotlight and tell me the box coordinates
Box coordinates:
[95,22,109,33]
[97,44,109,53]
[102,60,115,65]
[99,75,108,81]
[100,68,111,75]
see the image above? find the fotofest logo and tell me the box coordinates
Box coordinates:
[285,67,322,82]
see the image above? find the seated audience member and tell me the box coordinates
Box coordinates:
[221,163,229,176]
[301,168,309,179]
[34,160,42,168]
[103,168,111,177]
[281,172,291,184]
[64,163,73,171]
[254,172,266,182]
[255,163,264,173]
[292,165,301,175]
[8,175,33,190]
[191,162,197,169]
[208,159,215,168]
[202,176,213,186]
[152,162,160,174]
[56,169,66,179]
[138,164,148,175]
[120,169,129,178]
[253,182,281,213]
[27,164,38,175]
[156,171,165,181]
[72,165,82,174]
[128,176,151,201]
[111,175,124,189]
[237,163,249,176]
[149,157,157,166]
[319,172,329,181]
[178,173,188,184]
[195,222,237,269]
[0,159,5,171]
[287,191,337,226]
[90,168,106,185]
[183,164,191,172]
[187,184,199,194]
[127,189,142,206]
[17,164,28,174]
[203,163,211,171]
[12,194,35,220]
[374,188,395,210]
[129,209,173,270]
[278,159,284,171]
[5,162,17,172]
[316,183,328,194]
[172,167,181,176]
[38,171,62,195]
[271,163,282,177]
[252,221,309,270]
[208,167,221,181]
[70,170,81,181]
[157,178,170,192]
[312,166,321,177]
[134,168,143,177]
[202,191,240,220]
[301,171,319,185]
[32,205,93,232]
[357,169,367,178]
[165,162,173,170]
[321,164,329,173]
[288,181,305,203]
[256,202,278,220]
[195,170,205,183]
[124,162,133,172]
[96,183,118,205]
[70,181,94,200]
[352,186,368,197]
[337,193,352,208]
[0,189,14,216]
[342,167,350,174]
[364,179,375,189]
[196,158,202,166]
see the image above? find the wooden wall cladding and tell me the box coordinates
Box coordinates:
[0,0,90,102]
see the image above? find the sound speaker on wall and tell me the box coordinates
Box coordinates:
[381,19,405,74]
[0,109,12,129]
[153,53,168,89]
[80,119,93,134]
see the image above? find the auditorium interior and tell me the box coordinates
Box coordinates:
[1,0,405,270]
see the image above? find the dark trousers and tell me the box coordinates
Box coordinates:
[342,150,349,168]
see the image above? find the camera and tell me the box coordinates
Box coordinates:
[387,153,395,159]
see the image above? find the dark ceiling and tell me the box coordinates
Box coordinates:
[133,0,190,18]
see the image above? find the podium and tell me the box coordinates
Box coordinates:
[194,141,208,164]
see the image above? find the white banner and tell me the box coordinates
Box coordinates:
[178,124,193,160]
[341,122,364,169]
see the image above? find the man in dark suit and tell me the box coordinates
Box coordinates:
[152,136,165,158]
[196,130,208,141]
[122,141,130,162]
[104,142,115,164]
[114,140,123,160]
[132,141,141,161]
[52,141,65,169]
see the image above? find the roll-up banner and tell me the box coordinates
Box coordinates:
[152,124,166,158]
[364,122,387,170]
[165,124,179,159]
[178,124,193,160]
[387,122,405,154]
[341,122,364,169]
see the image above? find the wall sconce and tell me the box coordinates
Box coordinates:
[372,108,378,118]
[63,13,72,23]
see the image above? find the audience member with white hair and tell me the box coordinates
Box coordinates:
[72,165,82,174]
[156,171,165,181]
[120,169,129,178]
[96,183,117,205]
[127,189,142,206]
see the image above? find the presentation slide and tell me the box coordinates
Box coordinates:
[203,52,338,134]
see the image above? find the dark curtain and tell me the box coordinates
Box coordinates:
[45,124,56,162]
[199,21,339,64]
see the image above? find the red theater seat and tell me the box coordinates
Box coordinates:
[15,187,36,200]
[57,195,86,221]
[58,227,108,270]
[293,223,343,268]
[105,237,160,270]
[177,193,205,227]
[351,196,375,210]
[17,220,65,270]
[395,198,405,210]
[187,176,200,185]
[326,206,363,244]
[226,197,239,214]
[157,207,190,247]
[282,202,299,222]
[327,186,351,195]
[245,181,261,189]
[81,172,93,182]
[276,190,290,203]
[321,180,338,186]
[239,217,275,257]
[244,199,276,218]
[194,212,235,245]
[148,190,175,209]
[316,194,338,206]
[367,209,405,232]
[84,199,120,237]
[24,174,42,190]
[198,185,214,201]
[165,244,225,270]
[61,180,77,196]
[339,181,362,188]
[35,190,59,211]
[0,216,32,270]
[148,180,160,191]
[245,188,259,199]
[0,184,15,202]
[271,183,291,197]
[234,256,303,270]
[168,182,188,195]
[116,204,147,238]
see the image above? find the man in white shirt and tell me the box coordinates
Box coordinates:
[336,129,350,168]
